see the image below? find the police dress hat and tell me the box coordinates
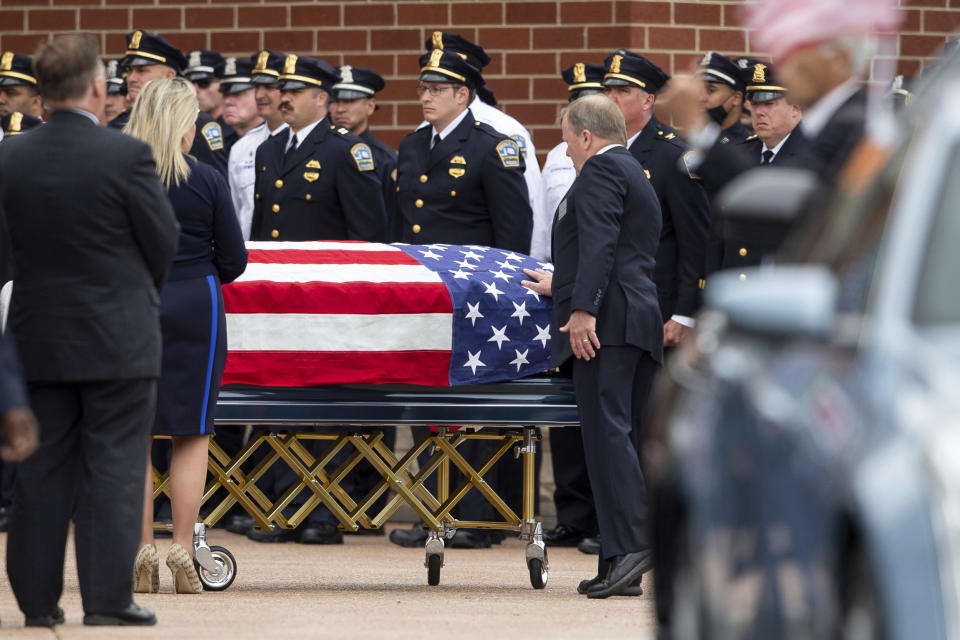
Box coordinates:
[105,59,125,95]
[276,54,338,91]
[250,50,286,85]
[216,57,256,95]
[602,50,669,93]
[418,49,483,90]
[562,62,605,101]
[699,51,745,93]
[423,31,497,105]
[184,50,225,82]
[739,58,786,104]
[0,52,36,88]
[331,66,385,101]
[1,111,42,138]
[121,30,187,73]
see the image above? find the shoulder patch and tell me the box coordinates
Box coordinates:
[510,134,528,160]
[496,139,521,168]
[201,122,224,151]
[350,143,375,172]
[681,150,701,180]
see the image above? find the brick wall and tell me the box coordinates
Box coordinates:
[2,0,958,163]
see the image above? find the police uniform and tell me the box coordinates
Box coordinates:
[227,51,288,240]
[110,31,228,178]
[541,62,606,255]
[0,52,40,120]
[700,52,751,149]
[330,65,397,237]
[603,51,710,322]
[250,54,385,242]
[423,32,545,258]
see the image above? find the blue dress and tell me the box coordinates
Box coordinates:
[153,156,247,436]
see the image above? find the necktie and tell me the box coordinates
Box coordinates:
[761,149,774,165]
[432,133,441,149]
[283,131,298,165]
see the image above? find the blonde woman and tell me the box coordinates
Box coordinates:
[124,77,247,594]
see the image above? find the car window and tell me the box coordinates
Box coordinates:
[913,144,960,325]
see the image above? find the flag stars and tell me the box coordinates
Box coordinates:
[460,250,483,261]
[449,269,470,280]
[501,251,523,262]
[538,262,554,271]
[464,301,484,326]
[524,287,541,302]
[489,269,512,282]
[456,259,477,270]
[488,325,510,350]
[509,348,529,372]
[420,249,442,260]
[534,324,551,349]
[483,281,504,301]
[463,350,486,375]
[511,300,530,325]
[497,260,519,271]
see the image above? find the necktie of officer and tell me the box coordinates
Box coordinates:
[432,134,441,149]
[761,149,775,165]
[283,131,298,166]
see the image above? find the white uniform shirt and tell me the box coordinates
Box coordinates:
[539,140,576,260]
[227,122,288,240]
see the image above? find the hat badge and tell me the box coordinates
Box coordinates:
[752,63,767,84]
[340,65,354,84]
[1,52,12,71]
[610,55,622,74]
[225,57,237,76]
[428,48,443,69]
[188,50,202,69]
[255,50,269,72]
[130,30,142,50]
[9,112,22,133]
[432,31,444,50]
[106,60,117,77]
[283,54,298,75]
[573,62,586,84]
[700,52,712,67]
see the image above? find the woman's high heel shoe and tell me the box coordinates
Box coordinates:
[133,544,159,593]
[166,543,203,594]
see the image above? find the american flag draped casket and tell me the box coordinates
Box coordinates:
[222,241,554,387]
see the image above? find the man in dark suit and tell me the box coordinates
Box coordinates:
[547,93,662,598]
[0,34,178,627]
[250,54,385,243]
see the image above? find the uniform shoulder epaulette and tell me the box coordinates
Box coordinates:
[471,120,505,140]
[655,126,688,152]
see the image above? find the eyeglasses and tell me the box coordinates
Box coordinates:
[416,84,457,97]
[193,79,213,90]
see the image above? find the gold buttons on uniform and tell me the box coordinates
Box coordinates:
[271,229,279,238]
[412,224,421,234]
[450,190,456,196]
[419,174,428,183]
[305,194,311,200]
[739,248,747,257]
[255,193,259,200]
[272,204,280,213]
[275,179,283,188]
[739,273,747,281]
[415,199,424,208]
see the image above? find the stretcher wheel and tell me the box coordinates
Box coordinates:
[427,554,442,586]
[195,545,237,591]
[528,558,548,589]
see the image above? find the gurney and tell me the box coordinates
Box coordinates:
[148,241,581,589]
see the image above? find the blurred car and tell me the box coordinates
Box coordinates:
[646,55,960,639]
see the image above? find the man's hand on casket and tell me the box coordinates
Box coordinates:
[560,310,599,361]
[521,268,553,297]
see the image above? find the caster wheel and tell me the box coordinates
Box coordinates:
[427,554,442,586]
[195,545,237,591]
[528,557,548,589]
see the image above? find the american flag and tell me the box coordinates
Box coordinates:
[222,241,554,387]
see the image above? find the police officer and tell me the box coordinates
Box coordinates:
[389,47,533,550]
[216,57,262,141]
[104,59,126,124]
[424,32,546,259]
[227,50,288,241]
[0,52,42,119]
[330,65,397,236]
[110,30,228,178]
[185,49,238,152]
[699,51,751,147]
[250,54,385,243]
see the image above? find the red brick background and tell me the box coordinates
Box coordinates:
[2,0,958,162]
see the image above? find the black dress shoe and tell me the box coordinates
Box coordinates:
[587,550,653,599]
[388,525,428,548]
[298,522,344,544]
[83,603,156,626]
[223,513,255,535]
[448,530,491,549]
[578,535,601,555]
[578,574,643,596]
[545,524,589,547]
[25,606,65,627]
[247,526,299,543]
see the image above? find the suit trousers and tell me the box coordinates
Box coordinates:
[548,425,597,533]
[572,345,657,562]
[6,379,155,616]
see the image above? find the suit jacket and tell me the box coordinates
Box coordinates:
[628,118,711,320]
[550,146,663,368]
[394,109,532,253]
[251,116,386,242]
[0,110,179,382]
